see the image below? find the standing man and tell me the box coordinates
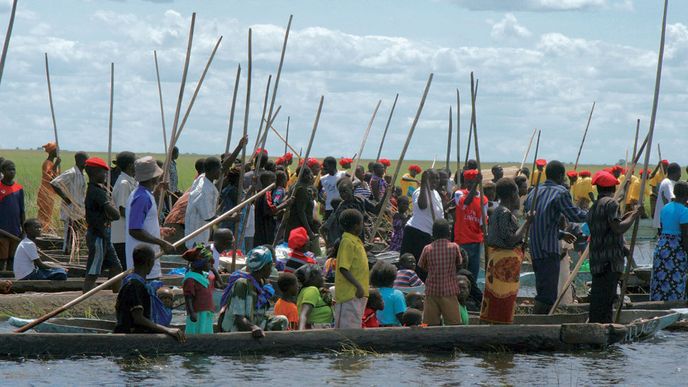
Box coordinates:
[185,157,221,248]
[51,152,88,254]
[111,151,137,270]
[318,156,346,221]
[37,142,60,232]
[491,165,504,185]
[524,160,587,314]
[126,156,175,279]
[168,146,181,201]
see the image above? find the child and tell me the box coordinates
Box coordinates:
[284,226,317,273]
[13,219,67,280]
[370,261,407,326]
[370,162,387,202]
[115,244,185,342]
[401,308,424,327]
[362,289,383,328]
[319,156,346,220]
[334,209,369,329]
[0,160,24,271]
[389,195,410,252]
[83,157,122,293]
[295,264,334,329]
[394,253,424,288]
[418,219,463,326]
[405,292,425,311]
[323,239,340,283]
[182,244,216,335]
[275,272,300,330]
[209,228,234,288]
[457,274,470,325]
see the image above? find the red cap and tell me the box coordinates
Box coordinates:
[535,159,547,167]
[463,169,479,181]
[661,159,669,166]
[288,227,309,250]
[566,171,578,178]
[84,157,109,171]
[306,158,320,168]
[592,170,619,188]
[579,170,591,177]
[408,164,422,174]
[275,157,285,165]
[283,152,293,162]
[379,158,391,167]
[339,157,353,168]
[255,148,268,156]
[611,165,624,173]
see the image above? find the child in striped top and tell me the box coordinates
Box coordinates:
[394,253,424,288]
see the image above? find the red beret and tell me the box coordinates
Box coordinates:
[255,148,268,156]
[611,165,624,173]
[535,159,547,167]
[85,157,109,171]
[283,152,293,162]
[592,170,619,188]
[275,157,285,165]
[339,157,353,168]
[306,158,320,168]
[408,164,422,174]
[463,169,479,181]
[379,158,391,167]
[288,227,309,250]
[579,170,591,177]
[662,159,669,166]
[566,171,578,178]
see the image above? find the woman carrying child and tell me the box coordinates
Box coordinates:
[295,264,334,329]
[480,178,533,324]
[182,244,216,334]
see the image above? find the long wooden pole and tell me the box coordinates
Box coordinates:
[158,12,195,215]
[350,99,382,177]
[107,62,114,191]
[215,63,242,193]
[445,106,452,172]
[456,89,461,172]
[252,74,273,153]
[518,128,537,175]
[464,79,478,164]
[284,116,290,155]
[0,0,17,88]
[523,130,542,248]
[469,72,489,265]
[266,119,301,158]
[14,183,275,334]
[573,101,596,170]
[153,50,168,154]
[615,0,669,323]
[44,53,60,157]
[657,143,662,163]
[370,74,433,238]
[376,93,399,161]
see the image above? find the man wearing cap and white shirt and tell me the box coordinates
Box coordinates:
[126,156,176,279]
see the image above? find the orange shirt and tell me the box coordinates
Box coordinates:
[274,298,299,329]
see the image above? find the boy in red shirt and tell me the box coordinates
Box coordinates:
[274,272,300,330]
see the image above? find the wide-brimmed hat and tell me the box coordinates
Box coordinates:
[134,156,163,182]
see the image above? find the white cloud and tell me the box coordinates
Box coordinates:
[449,0,627,12]
[491,13,532,41]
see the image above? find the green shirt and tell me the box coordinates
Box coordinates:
[297,286,333,324]
[460,304,469,325]
[335,232,370,303]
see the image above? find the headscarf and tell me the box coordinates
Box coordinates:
[182,243,214,270]
[42,142,57,153]
[246,246,273,273]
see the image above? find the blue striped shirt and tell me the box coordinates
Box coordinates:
[524,180,587,258]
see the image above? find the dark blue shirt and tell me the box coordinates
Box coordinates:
[0,181,25,236]
[524,180,587,259]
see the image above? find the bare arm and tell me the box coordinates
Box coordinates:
[339,268,364,298]
[50,183,71,205]
[129,229,175,253]
[610,210,639,234]
[131,308,185,342]
[184,295,197,322]
[234,315,265,338]
[298,304,313,330]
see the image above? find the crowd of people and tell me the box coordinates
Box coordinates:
[1,138,687,341]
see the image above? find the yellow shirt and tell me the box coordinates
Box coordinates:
[530,169,547,186]
[573,177,595,202]
[626,175,641,204]
[650,169,665,188]
[400,173,419,197]
[335,232,370,303]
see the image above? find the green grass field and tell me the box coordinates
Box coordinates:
[0,148,629,229]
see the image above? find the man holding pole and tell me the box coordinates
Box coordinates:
[125,157,176,280]
[524,161,587,314]
[51,152,88,254]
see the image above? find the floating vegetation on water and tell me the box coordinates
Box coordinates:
[329,340,379,357]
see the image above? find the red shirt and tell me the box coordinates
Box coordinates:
[362,307,380,328]
[418,239,462,297]
[454,189,487,244]
[182,276,215,312]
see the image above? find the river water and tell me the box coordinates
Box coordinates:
[1,220,683,385]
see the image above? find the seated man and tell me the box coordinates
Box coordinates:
[113,244,185,342]
[13,219,67,281]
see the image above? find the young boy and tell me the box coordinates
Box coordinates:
[394,253,424,287]
[209,228,233,288]
[457,273,471,325]
[0,160,24,271]
[418,219,463,326]
[389,195,410,252]
[13,219,67,280]
[84,157,122,293]
[334,208,369,329]
[318,156,345,221]
[114,244,185,342]
[274,272,300,330]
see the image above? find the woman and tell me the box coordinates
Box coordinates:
[295,264,333,329]
[37,142,60,232]
[650,181,688,301]
[400,168,443,281]
[285,167,318,252]
[480,178,532,324]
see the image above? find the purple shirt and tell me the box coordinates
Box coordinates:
[128,186,152,231]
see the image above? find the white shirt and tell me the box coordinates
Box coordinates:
[321,171,346,211]
[13,238,38,280]
[184,176,219,248]
[111,172,138,244]
[654,178,676,228]
[125,187,162,279]
[51,166,86,221]
[406,188,444,235]
[211,243,220,272]
[245,204,255,238]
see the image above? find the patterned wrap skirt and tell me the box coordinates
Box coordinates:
[650,234,688,301]
[480,246,523,324]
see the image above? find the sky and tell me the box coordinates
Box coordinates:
[0,0,686,165]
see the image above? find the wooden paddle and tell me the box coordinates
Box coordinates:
[469,72,489,265]
[44,53,60,158]
[573,101,595,171]
[14,183,275,334]
[376,93,399,161]
[153,50,168,154]
[369,74,433,239]
[615,0,669,324]
[350,99,382,179]
[0,0,17,88]
[107,62,114,191]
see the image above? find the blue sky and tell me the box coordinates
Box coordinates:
[0,0,686,165]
